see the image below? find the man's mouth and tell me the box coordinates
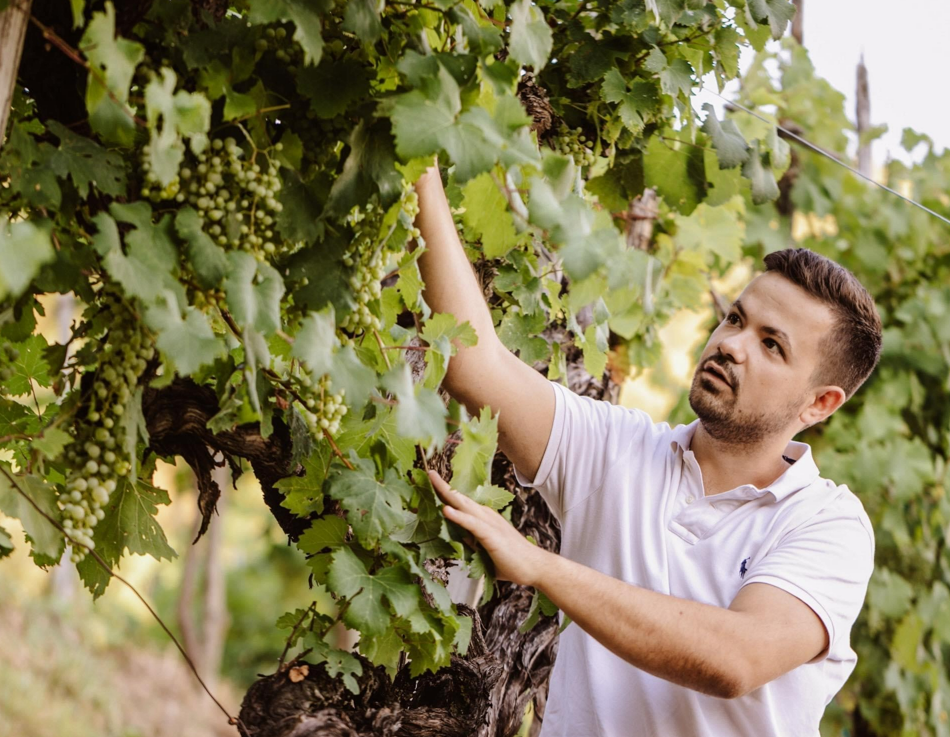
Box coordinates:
[702,362,733,389]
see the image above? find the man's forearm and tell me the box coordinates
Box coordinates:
[534,551,752,699]
[413,166,500,392]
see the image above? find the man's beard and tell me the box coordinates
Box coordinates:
[688,358,802,445]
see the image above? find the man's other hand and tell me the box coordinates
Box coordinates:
[428,469,548,588]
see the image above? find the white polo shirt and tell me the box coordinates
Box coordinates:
[513,381,875,737]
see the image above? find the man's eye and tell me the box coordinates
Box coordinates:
[726,313,740,325]
[764,339,780,352]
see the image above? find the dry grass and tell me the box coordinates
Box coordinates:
[0,599,240,737]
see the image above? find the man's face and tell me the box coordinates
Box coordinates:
[688,272,837,445]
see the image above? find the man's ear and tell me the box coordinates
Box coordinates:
[800,385,847,426]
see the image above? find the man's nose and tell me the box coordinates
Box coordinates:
[716,333,746,364]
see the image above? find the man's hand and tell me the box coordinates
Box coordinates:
[428,469,550,588]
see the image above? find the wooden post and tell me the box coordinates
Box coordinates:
[856,56,872,178]
[792,0,804,44]
[0,0,32,143]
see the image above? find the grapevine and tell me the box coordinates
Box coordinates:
[60,290,154,563]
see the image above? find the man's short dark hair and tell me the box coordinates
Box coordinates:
[763,248,882,398]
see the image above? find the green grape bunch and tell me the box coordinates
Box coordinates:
[295,371,347,436]
[340,186,422,335]
[60,291,155,563]
[255,26,303,74]
[554,125,596,168]
[140,136,288,263]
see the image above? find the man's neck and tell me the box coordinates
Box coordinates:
[689,423,794,497]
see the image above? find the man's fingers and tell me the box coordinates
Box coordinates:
[428,470,479,513]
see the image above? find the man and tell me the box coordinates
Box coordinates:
[413,163,880,736]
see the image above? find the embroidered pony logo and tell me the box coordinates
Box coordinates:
[740,557,750,579]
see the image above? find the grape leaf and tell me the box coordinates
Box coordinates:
[449,6,502,56]
[643,134,707,215]
[145,299,226,375]
[303,634,365,694]
[741,139,780,205]
[174,207,229,289]
[603,71,661,134]
[298,516,348,553]
[419,312,477,390]
[746,0,796,39]
[389,65,494,182]
[31,428,73,461]
[0,470,65,564]
[381,364,447,448]
[658,59,694,98]
[701,103,749,169]
[395,248,428,316]
[327,454,413,547]
[509,0,553,71]
[79,2,144,145]
[77,478,177,598]
[0,217,54,302]
[0,397,40,437]
[342,0,382,43]
[328,346,377,410]
[276,446,331,518]
[327,545,421,636]
[92,212,186,308]
[4,334,52,396]
[471,483,514,509]
[47,120,126,197]
[224,251,285,335]
[144,68,212,186]
[326,120,403,217]
[360,628,404,675]
[0,125,61,209]
[498,310,550,365]
[461,173,517,259]
[292,307,339,377]
[673,199,746,264]
[449,406,496,494]
[0,524,13,559]
[298,59,371,120]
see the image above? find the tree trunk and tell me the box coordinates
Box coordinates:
[0,0,31,144]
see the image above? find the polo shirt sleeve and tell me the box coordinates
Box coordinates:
[739,499,875,663]
[511,380,653,520]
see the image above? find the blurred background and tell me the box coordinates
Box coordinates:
[2,1,948,735]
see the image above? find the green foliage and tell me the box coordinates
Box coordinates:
[1,0,799,691]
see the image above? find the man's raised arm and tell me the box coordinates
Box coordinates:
[413,165,554,481]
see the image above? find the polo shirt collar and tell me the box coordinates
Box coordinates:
[669,421,821,502]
